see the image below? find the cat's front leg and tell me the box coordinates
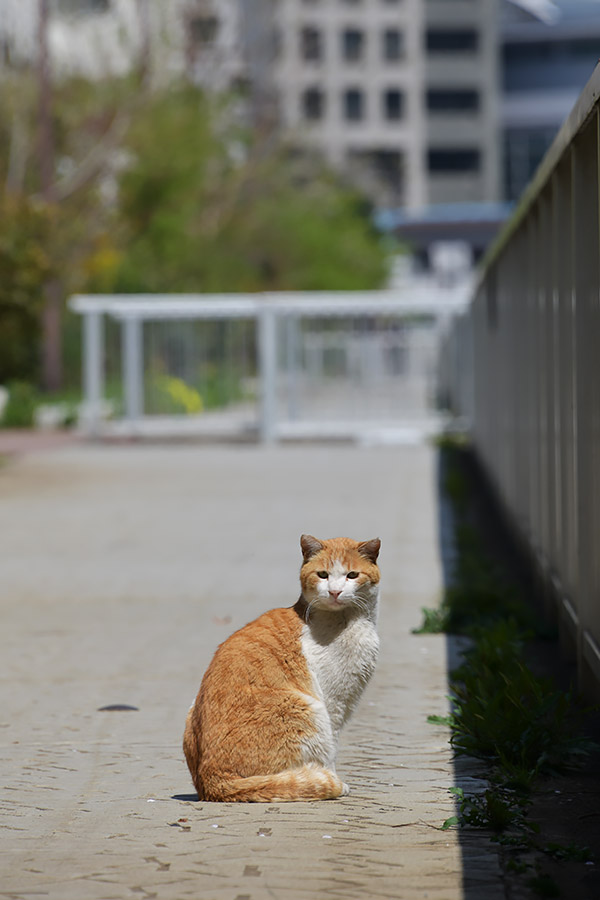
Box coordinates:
[299,693,338,770]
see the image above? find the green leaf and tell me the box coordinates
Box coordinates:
[427,714,454,726]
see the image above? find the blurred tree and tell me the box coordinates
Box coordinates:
[0,74,387,390]
[110,85,387,293]
[0,194,54,384]
[0,70,133,389]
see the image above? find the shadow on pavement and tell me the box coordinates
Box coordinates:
[435,446,505,899]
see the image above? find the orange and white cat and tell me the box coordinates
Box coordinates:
[183,534,381,802]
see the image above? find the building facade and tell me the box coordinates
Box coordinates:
[272,0,500,210]
[0,0,244,90]
[1,0,507,211]
[272,0,427,209]
[425,0,500,207]
[502,0,600,202]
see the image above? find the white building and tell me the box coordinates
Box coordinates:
[270,0,501,210]
[0,0,38,66]
[0,0,244,90]
[271,0,427,209]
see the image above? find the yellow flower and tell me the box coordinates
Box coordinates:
[159,376,203,414]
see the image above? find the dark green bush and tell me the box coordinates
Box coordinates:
[1,381,38,428]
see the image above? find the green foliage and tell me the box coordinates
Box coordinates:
[414,523,534,636]
[1,381,38,428]
[112,85,388,294]
[448,622,592,787]
[413,606,448,634]
[0,195,56,383]
[423,441,595,889]
[527,871,561,898]
[0,73,126,388]
[0,75,388,389]
[443,785,534,835]
[542,842,592,863]
[427,713,454,727]
[415,439,536,637]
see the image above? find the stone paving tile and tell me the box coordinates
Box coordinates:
[0,445,504,899]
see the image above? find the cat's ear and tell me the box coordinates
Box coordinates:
[357,538,381,564]
[301,534,324,562]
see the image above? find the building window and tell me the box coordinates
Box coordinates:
[301,27,323,61]
[427,89,480,112]
[383,89,404,120]
[426,29,479,53]
[56,0,111,12]
[382,29,404,61]
[344,88,365,121]
[428,149,481,172]
[302,87,325,120]
[271,26,282,60]
[188,16,219,46]
[504,127,556,202]
[342,29,365,62]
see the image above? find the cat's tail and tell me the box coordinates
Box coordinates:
[200,763,349,802]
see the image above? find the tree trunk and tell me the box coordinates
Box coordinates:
[41,279,63,393]
[37,0,62,392]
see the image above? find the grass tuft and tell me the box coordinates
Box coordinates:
[422,440,595,891]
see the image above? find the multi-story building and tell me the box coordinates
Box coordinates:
[272,0,427,209]
[502,0,600,202]
[424,0,500,207]
[272,0,500,210]
[1,0,505,212]
[0,0,244,90]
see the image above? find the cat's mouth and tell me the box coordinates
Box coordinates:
[323,596,346,609]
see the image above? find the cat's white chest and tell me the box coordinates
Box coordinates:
[301,613,379,739]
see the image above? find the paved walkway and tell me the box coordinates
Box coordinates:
[0,428,81,456]
[0,443,503,899]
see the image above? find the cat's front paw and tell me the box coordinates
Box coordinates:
[341,782,350,796]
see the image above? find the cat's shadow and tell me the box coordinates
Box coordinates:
[172,793,198,802]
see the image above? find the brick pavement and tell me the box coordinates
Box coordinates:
[0,444,504,899]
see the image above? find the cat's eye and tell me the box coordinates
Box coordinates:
[346,571,359,579]
[316,571,328,579]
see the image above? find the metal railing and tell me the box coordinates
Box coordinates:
[71,287,469,445]
[439,64,600,696]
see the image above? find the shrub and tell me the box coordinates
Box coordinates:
[1,380,38,428]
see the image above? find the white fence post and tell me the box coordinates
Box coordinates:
[71,290,471,443]
[285,314,300,421]
[122,316,144,422]
[83,310,104,436]
[258,303,277,443]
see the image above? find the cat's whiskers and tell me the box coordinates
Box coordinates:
[349,594,370,613]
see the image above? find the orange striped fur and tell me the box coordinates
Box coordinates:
[183,535,380,802]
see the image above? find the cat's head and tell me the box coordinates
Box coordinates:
[299,534,380,613]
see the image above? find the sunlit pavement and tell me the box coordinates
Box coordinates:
[0,443,503,899]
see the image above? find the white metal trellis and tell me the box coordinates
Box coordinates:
[70,289,469,443]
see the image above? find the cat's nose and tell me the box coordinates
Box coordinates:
[329,590,342,600]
